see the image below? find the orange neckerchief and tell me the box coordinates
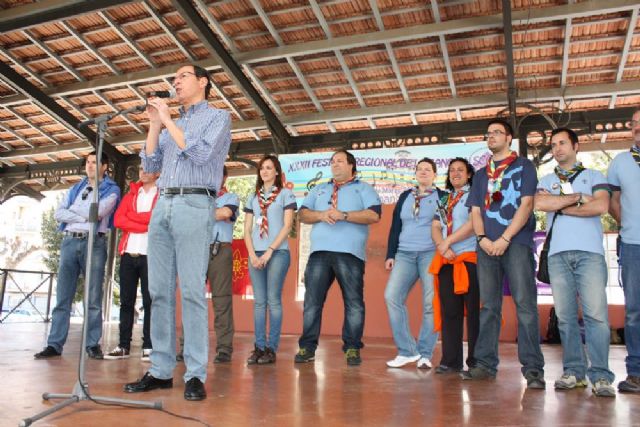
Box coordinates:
[331,176,355,209]
[428,251,477,332]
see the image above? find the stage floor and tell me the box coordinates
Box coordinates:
[0,322,637,427]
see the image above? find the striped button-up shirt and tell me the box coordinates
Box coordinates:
[140,100,231,190]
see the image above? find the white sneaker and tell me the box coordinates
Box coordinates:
[386,354,420,368]
[554,374,587,390]
[141,348,152,362]
[417,357,432,369]
[593,379,616,397]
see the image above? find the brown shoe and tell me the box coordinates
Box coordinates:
[257,347,276,364]
[247,346,264,365]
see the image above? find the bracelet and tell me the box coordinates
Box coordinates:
[268,246,276,251]
[501,235,511,243]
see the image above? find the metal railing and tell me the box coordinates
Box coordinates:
[0,268,55,323]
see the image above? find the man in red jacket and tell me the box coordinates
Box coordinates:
[105,166,160,360]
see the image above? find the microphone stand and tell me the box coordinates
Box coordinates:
[21,104,160,427]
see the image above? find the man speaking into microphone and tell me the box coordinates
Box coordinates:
[124,64,231,401]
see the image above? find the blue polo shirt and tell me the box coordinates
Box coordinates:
[538,169,609,256]
[396,190,439,253]
[466,156,537,248]
[213,192,239,243]
[436,190,476,255]
[244,188,297,251]
[608,150,640,244]
[301,179,381,261]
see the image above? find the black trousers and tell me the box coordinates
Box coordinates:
[438,262,480,370]
[118,253,152,349]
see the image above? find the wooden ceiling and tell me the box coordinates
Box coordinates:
[0,0,639,179]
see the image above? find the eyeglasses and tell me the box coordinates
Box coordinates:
[81,186,93,201]
[484,130,506,138]
[170,72,196,85]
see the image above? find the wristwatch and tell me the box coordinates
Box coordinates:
[342,211,349,221]
[476,234,487,244]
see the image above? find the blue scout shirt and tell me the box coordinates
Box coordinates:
[301,179,381,261]
[608,150,640,244]
[538,169,610,256]
[244,188,297,251]
[212,192,240,243]
[435,189,476,255]
[466,156,538,248]
[387,189,439,259]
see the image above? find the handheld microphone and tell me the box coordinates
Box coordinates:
[147,89,176,98]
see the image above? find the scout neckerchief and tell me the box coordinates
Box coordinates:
[445,186,468,235]
[554,162,585,195]
[412,186,434,218]
[331,176,355,209]
[485,151,518,209]
[631,145,640,168]
[257,186,281,238]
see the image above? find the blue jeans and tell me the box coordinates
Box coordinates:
[621,241,640,376]
[249,249,290,352]
[384,250,439,358]
[549,251,614,383]
[475,242,545,376]
[148,194,214,382]
[48,234,107,352]
[299,251,365,352]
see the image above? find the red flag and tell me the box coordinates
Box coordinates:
[231,239,251,296]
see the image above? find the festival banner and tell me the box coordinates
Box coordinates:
[279,141,517,205]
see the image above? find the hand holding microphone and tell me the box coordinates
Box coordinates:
[146,88,176,127]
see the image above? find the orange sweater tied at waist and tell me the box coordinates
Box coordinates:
[428,251,477,332]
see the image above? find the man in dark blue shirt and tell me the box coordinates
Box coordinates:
[462,119,545,388]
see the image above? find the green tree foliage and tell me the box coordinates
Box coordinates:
[225,175,256,239]
[40,200,84,303]
[40,205,62,274]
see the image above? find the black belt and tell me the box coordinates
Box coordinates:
[160,187,216,197]
[127,253,146,258]
[64,231,105,239]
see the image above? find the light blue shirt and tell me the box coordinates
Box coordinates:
[301,179,381,261]
[213,192,239,243]
[244,188,297,251]
[538,168,610,256]
[140,101,231,191]
[397,191,439,253]
[436,190,476,254]
[55,183,119,234]
[608,150,640,244]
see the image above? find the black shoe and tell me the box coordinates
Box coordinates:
[184,378,206,401]
[86,345,104,359]
[247,346,264,365]
[34,346,61,359]
[345,348,362,366]
[214,351,231,364]
[257,347,276,365]
[525,371,546,389]
[460,366,496,381]
[124,372,173,393]
[294,348,315,363]
[435,365,461,375]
